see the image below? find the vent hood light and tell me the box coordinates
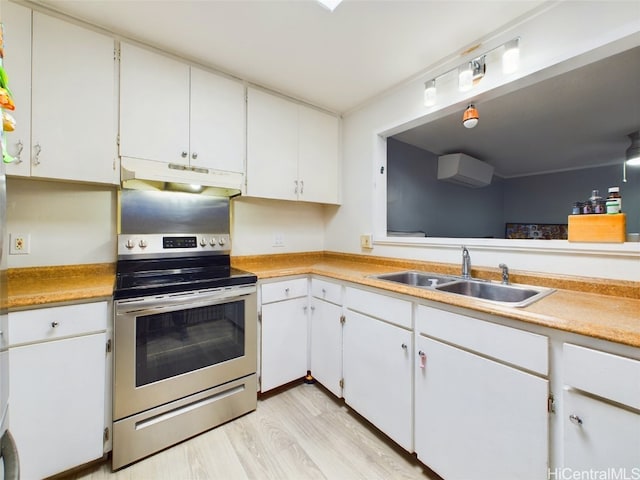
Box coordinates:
[316,0,343,11]
[121,157,243,197]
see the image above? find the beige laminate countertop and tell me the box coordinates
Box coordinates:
[232,252,640,349]
[7,263,115,310]
[6,253,640,348]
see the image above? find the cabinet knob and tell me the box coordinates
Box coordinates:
[181,151,188,158]
[51,322,59,328]
[401,343,408,350]
[569,414,583,426]
[191,152,198,160]
[285,288,290,294]
[418,350,427,369]
[33,143,42,166]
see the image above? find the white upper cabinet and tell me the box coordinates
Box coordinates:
[3,6,118,184]
[119,43,245,173]
[247,87,340,204]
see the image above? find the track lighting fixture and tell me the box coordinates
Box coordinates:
[422,37,520,107]
[424,79,436,106]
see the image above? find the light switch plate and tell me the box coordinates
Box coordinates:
[360,234,373,249]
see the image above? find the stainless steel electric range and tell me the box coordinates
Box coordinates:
[112,190,257,470]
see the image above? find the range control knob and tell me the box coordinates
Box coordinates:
[200,237,207,247]
[218,237,226,246]
[209,237,217,247]
[125,239,136,249]
[138,239,148,249]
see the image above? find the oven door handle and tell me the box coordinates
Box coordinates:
[116,286,256,315]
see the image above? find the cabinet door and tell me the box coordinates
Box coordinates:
[9,333,106,480]
[120,42,190,165]
[260,297,308,392]
[298,105,340,204]
[343,310,412,450]
[563,389,640,472]
[414,335,548,480]
[31,13,117,184]
[310,298,342,397]
[189,67,245,173]
[246,88,298,201]
[2,1,32,177]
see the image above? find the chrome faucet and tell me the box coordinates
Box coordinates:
[461,246,471,279]
[499,263,509,284]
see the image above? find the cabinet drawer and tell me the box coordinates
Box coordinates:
[417,305,548,375]
[310,278,342,305]
[9,302,108,346]
[345,287,411,329]
[563,343,640,410]
[261,278,308,304]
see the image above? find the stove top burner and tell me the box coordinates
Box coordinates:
[114,255,257,300]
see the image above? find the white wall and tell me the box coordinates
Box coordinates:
[327,1,640,281]
[5,178,117,267]
[231,197,328,255]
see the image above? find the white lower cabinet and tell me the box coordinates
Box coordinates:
[260,278,309,392]
[562,343,640,472]
[343,288,413,451]
[309,279,343,397]
[8,302,108,480]
[414,305,549,480]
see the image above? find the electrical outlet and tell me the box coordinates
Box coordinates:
[360,234,373,249]
[10,233,31,255]
[273,233,285,247]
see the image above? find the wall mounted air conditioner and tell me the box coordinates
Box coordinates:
[437,153,494,188]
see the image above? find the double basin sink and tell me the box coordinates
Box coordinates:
[370,270,554,308]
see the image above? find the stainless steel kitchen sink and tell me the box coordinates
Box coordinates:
[371,270,459,287]
[435,279,554,307]
[370,270,554,307]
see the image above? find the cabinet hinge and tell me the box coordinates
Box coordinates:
[103,427,110,443]
[340,314,346,324]
[116,133,120,147]
[106,339,112,353]
[339,378,344,389]
[547,393,555,414]
[258,311,262,323]
[113,46,120,61]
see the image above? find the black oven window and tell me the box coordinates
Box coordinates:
[135,300,245,387]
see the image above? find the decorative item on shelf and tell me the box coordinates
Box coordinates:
[462,104,479,129]
[568,213,626,243]
[422,37,520,107]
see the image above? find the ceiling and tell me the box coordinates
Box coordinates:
[393,46,640,178]
[34,0,545,113]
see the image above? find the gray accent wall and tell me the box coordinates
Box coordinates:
[387,138,640,238]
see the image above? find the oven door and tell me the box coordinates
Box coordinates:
[113,285,257,421]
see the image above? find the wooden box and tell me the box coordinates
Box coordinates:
[568,213,626,243]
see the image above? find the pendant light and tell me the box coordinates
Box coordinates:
[626,131,640,166]
[462,104,479,129]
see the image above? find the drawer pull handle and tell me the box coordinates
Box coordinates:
[569,414,583,426]
[51,322,59,328]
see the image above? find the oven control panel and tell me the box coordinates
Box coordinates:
[118,233,231,257]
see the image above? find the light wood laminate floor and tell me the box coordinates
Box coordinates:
[63,382,441,480]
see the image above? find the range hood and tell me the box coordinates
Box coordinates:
[437,153,494,188]
[121,157,243,196]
